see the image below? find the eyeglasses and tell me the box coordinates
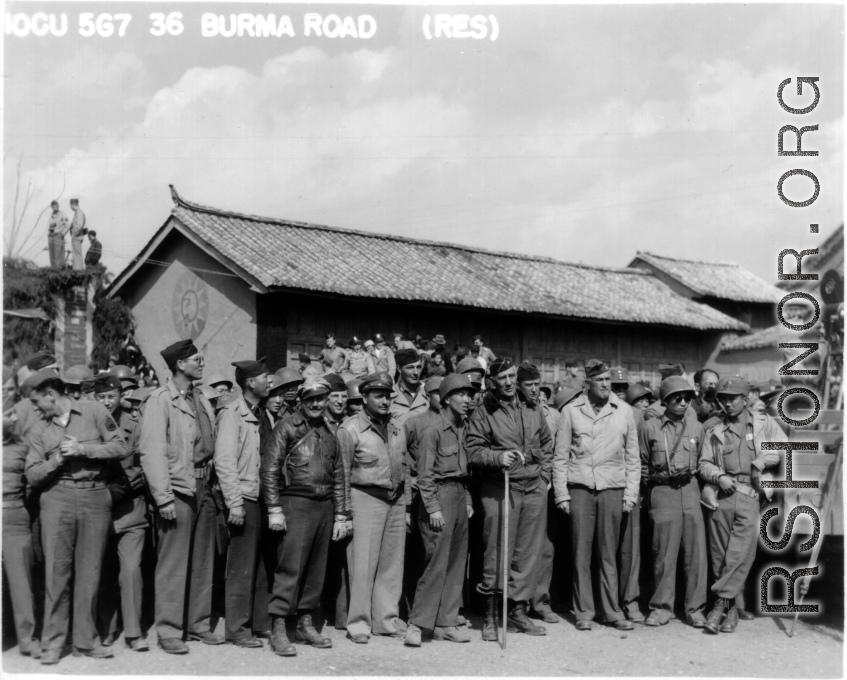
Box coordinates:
[186,355,205,366]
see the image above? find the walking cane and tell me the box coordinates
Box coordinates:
[502,466,510,650]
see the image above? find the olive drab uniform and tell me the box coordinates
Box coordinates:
[699,409,785,601]
[98,410,149,642]
[25,400,126,654]
[138,378,218,642]
[640,414,707,624]
[3,434,39,655]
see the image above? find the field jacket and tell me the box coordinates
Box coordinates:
[138,378,216,507]
[553,392,639,504]
[466,391,553,491]
[215,395,262,509]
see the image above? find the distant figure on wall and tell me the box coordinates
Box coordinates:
[47,201,69,268]
[85,231,102,268]
[69,198,87,271]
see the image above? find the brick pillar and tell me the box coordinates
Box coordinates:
[53,281,95,373]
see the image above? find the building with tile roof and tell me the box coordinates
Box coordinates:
[108,186,748,387]
[629,251,784,330]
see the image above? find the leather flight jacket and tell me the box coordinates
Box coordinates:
[260,411,346,514]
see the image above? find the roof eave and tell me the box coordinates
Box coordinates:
[106,214,270,299]
[265,284,746,332]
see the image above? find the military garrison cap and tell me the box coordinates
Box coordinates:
[516,361,541,382]
[324,373,347,393]
[394,349,420,368]
[93,375,122,394]
[487,358,514,376]
[298,353,312,364]
[231,357,268,382]
[584,359,610,379]
[161,339,198,365]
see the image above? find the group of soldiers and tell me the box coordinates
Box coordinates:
[46,198,101,270]
[2,332,788,665]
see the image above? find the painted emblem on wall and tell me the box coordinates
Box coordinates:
[171,270,209,340]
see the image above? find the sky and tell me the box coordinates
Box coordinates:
[4,2,844,283]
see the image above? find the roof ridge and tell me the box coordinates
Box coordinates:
[168,185,650,276]
[635,250,739,268]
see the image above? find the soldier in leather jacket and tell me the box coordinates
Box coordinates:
[260,378,348,656]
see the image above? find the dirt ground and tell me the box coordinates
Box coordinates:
[2,610,842,677]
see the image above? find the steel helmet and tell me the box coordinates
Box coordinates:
[554,387,581,410]
[199,385,221,401]
[626,383,652,405]
[439,374,477,402]
[346,379,364,402]
[110,365,138,382]
[274,367,305,388]
[207,375,233,390]
[63,364,94,385]
[659,376,695,404]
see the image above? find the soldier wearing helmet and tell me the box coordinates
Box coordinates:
[626,383,653,413]
[345,379,364,417]
[639,376,708,629]
[698,376,786,635]
[63,364,95,401]
[273,368,305,422]
[405,374,477,647]
[400,376,444,617]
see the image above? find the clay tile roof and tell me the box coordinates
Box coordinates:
[720,323,820,351]
[632,251,784,304]
[111,187,748,332]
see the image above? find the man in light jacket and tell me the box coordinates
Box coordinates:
[138,339,220,654]
[214,358,269,648]
[553,359,639,632]
[338,372,409,644]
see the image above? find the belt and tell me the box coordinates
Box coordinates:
[2,499,25,509]
[55,479,106,489]
[733,482,760,501]
[194,465,209,479]
[729,473,752,484]
[435,477,468,487]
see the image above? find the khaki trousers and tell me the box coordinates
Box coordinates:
[346,488,406,637]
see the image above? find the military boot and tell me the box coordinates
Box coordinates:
[704,598,729,635]
[481,595,499,642]
[719,606,739,633]
[270,616,296,656]
[507,601,547,636]
[295,613,332,648]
